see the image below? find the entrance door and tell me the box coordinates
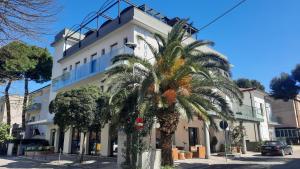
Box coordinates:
[71,128,80,154]
[188,127,199,146]
[88,130,101,155]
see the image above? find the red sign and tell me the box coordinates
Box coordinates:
[135,117,144,130]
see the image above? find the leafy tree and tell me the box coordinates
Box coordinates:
[49,86,100,162]
[106,20,242,166]
[0,123,13,143]
[0,41,33,127]
[21,46,52,130]
[270,64,300,101]
[235,78,265,91]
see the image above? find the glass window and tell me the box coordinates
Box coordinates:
[69,65,72,71]
[101,49,105,55]
[63,67,67,73]
[84,58,87,64]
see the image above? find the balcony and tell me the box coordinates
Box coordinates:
[268,115,280,125]
[52,46,133,91]
[234,105,264,122]
[26,103,42,113]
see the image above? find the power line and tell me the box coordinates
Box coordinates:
[183,0,247,41]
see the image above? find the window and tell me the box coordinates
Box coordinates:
[84,58,87,64]
[111,43,118,51]
[90,53,97,61]
[90,53,97,73]
[69,65,72,71]
[75,61,80,69]
[101,49,105,55]
[63,67,67,73]
[123,37,128,45]
[260,103,264,115]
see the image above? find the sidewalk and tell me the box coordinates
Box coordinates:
[19,153,117,168]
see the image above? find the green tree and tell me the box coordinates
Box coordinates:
[106,20,242,166]
[22,46,52,130]
[0,41,33,128]
[49,86,101,162]
[235,78,265,91]
[0,123,13,143]
[270,64,300,101]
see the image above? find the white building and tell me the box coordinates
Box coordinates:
[35,3,274,168]
[25,85,52,141]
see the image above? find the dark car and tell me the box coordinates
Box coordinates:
[261,141,293,156]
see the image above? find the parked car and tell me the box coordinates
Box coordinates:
[261,141,293,156]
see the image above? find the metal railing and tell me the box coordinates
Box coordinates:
[52,46,133,91]
[26,103,42,113]
[233,104,264,122]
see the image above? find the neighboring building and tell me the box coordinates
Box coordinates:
[25,85,51,141]
[0,95,23,137]
[270,95,300,143]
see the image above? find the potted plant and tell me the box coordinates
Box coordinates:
[178,151,186,160]
[185,151,193,159]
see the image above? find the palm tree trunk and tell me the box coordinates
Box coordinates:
[158,112,180,167]
[5,79,12,129]
[22,78,29,131]
[160,131,173,166]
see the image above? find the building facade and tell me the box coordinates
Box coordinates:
[25,85,52,141]
[0,95,23,137]
[270,95,300,143]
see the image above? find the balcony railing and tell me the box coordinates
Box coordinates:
[234,105,264,122]
[268,115,280,125]
[26,103,42,113]
[52,46,133,91]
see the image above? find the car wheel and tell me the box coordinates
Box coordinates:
[289,150,293,155]
[281,149,285,156]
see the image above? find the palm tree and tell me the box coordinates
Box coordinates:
[106,20,242,166]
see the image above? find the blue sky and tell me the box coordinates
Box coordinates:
[1,0,300,95]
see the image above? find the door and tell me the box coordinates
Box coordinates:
[188,127,199,146]
[71,128,81,154]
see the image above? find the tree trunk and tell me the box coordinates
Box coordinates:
[80,132,86,163]
[157,112,180,167]
[161,132,173,166]
[5,80,12,130]
[22,78,29,131]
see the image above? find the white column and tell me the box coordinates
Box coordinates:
[79,132,89,155]
[204,122,211,159]
[240,121,247,154]
[54,128,60,153]
[63,128,72,154]
[100,123,111,156]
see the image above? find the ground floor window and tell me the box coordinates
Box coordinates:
[88,130,101,155]
[71,128,81,154]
